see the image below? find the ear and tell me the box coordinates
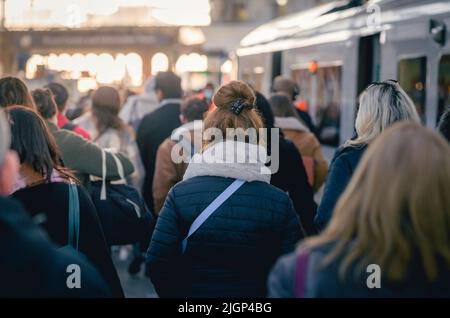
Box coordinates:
[179,114,186,124]
[0,151,19,196]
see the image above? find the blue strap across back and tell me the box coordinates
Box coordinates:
[181,179,245,254]
[68,183,80,252]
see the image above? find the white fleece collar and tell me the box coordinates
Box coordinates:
[183,140,271,183]
[275,117,310,132]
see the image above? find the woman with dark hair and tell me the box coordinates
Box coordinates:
[76,86,144,189]
[7,106,124,297]
[0,76,36,109]
[254,92,317,235]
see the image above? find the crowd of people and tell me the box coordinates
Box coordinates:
[0,71,449,298]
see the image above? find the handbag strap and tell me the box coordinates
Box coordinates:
[100,148,107,200]
[181,179,245,254]
[68,181,80,251]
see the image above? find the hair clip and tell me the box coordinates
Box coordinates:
[230,99,245,115]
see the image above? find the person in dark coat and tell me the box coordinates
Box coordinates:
[254,92,317,235]
[146,81,304,298]
[314,80,421,231]
[5,106,124,297]
[0,110,110,298]
[268,123,450,298]
[137,72,183,208]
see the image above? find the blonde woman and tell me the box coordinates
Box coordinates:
[315,80,420,230]
[269,122,450,297]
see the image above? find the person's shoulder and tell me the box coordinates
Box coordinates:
[333,144,367,164]
[174,176,291,206]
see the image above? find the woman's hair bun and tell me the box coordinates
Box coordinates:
[212,80,255,114]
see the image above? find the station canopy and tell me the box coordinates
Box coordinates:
[2,0,211,30]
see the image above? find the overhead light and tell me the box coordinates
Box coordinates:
[277,0,288,6]
[179,27,206,46]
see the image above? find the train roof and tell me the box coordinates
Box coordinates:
[237,0,450,56]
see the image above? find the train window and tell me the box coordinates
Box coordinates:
[292,65,342,146]
[437,55,450,124]
[398,57,427,122]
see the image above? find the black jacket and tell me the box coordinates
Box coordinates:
[314,145,367,230]
[146,175,303,298]
[137,101,181,208]
[271,135,317,235]
[0,196,110,297]
[12,182,124,297]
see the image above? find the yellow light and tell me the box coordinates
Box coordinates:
[25,54,45,79]
[78,77,98,93]
[151,52,169,75]
[126,52,143,86]
[221,60,233,74]
[176,53,208,74]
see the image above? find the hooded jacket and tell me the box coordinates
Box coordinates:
[275,117,328,192]
[146,140,304,297]
[152,120,203,213]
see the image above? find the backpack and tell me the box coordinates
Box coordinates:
[90,150,155,247]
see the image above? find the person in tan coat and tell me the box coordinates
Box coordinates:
[152,97,208,213]
[269,93,328,192]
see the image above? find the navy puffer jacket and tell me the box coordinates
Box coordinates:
[314,144,367,230]
[146,141,304,298]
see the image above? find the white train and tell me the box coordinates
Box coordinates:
[236,0,450,146]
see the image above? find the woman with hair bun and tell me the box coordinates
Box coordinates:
[146,80,304,298]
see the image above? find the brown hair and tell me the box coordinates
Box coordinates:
[6,105,77,184]
[203,80,263,146]
[0,76,36,110]
[92,86,124,134]
[32,89,57,120]
[299,122,450,283]
[269,93,298,118]
[181,97,208,122]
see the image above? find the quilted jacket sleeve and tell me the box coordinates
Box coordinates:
[145,188,185,297]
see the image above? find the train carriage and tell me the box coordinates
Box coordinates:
[236,0,450,147]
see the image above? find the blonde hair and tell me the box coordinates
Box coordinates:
[299,122,450,282]
[203,80,263,147]
[347,81,420,146]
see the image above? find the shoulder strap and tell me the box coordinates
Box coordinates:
[68,182,80,252]
[100,149,107,200]
[181,179,245,254]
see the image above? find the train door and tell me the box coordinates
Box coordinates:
[271,51,282,82]
[357,33,381,97]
